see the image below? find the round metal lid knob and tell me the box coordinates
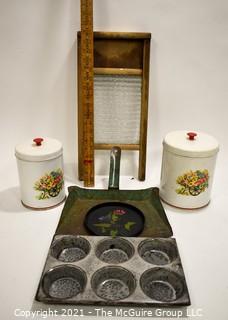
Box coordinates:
[187,132,197,140]
[33,138,44,146]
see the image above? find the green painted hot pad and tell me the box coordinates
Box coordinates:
[55,186,172,238]
[55,148,173,238]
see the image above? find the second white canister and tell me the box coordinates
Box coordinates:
[160,131,219,209]
[15,137,66,210]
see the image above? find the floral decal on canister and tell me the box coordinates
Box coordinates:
[34,169,64,200]
[176,169,209,196]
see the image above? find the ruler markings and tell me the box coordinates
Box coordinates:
[80,0,94,187]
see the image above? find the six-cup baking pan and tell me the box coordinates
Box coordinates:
[36,235,190,306]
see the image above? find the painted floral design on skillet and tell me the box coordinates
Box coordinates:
[94,209,136,237]
[176,169,209,196]
[34,168,64,200]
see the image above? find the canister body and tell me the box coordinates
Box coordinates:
[15,137,66,210]
[160,149,218,209]
[17,155,65,209]
[159,130,219,209]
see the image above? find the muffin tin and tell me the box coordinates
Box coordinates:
[36,235,190,306]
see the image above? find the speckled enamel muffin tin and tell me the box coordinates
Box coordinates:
[36,235,190,306]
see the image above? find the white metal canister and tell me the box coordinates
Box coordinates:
[15,137,66,210]
[160,131,219,209]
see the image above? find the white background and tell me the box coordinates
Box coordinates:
[0,0,228,319]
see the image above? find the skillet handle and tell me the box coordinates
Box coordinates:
[108,147,121,190]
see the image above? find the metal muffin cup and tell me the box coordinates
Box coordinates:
[51,236,90,262]
[140,267,184,302]
[42,265,87,300]
[95,237,135,264]
[91,266,136,301]
[138,239,178,265]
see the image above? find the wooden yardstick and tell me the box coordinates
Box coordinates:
[80,0,94,187]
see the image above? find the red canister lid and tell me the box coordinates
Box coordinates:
[15,137,63,161]
[163,130,219,158]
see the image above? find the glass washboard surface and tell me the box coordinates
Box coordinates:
[78,32,151,180]
[94,74,142,144]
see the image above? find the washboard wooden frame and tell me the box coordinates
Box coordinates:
[78,31,151,181]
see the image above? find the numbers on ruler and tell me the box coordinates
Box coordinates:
[81,0,94,186]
